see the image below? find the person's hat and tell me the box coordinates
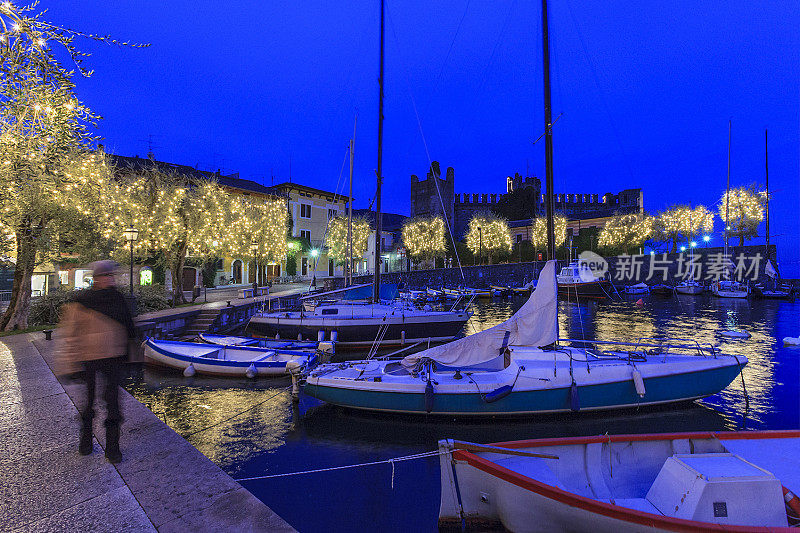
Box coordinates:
[91,260,119,277]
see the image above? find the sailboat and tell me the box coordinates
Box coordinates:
[303,261,745,415]
[246,4,471,348]
[752,130,793,300]
[301,0,746,415]
[712,121,749,299]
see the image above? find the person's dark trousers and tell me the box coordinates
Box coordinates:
[79,357,124,462]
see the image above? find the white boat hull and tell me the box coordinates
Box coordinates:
[439,431,800,532]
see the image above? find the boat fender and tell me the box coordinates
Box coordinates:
[570,381,580,412]
[484,385,513,403]
[632,369,646,397]
[783,486,800,524]
[246,364,257,379]
[317,330,325,342]
[183,363,196,377]
[425,380,434,413]
[297,333,303,341]
[275,333,280,340]
[635,298,644,307]
[331,330,338,342]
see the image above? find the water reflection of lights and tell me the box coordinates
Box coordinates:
[126,374,293,474]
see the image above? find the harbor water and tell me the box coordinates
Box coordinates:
[125,295,800,532]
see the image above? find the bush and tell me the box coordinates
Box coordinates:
[28,289,75,326]
[133,284,171,314]
[27,284,172,326]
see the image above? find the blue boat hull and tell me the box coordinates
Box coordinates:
[303,364,742,415]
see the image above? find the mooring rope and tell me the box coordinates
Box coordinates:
[234,449,447,483]
[182,386,292,439]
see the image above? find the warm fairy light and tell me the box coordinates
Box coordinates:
[718,186,765,244]
[598,213,653,249]
[402,216,446,258]
[324,216,370,263]
[466,214,512,255]
[654,204,714,250]
[531,215,567,249]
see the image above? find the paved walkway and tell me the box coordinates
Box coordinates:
[0,333,294,532]
[137,282,308,323]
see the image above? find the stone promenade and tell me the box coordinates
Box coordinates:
[0,333,294,532]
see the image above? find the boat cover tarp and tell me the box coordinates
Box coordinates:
[401,261,558,369]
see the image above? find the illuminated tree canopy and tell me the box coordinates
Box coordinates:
[402,216,446,259]
[532,215,568,250]
[598,213,653,252]
[0,2,145,329]
[718,186,765,246]
[324,215,370,264]
[466,214,511,263]
[655,205,716,252]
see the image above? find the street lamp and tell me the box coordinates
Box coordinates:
[477,227,483,265]
[250,242,260,289]
[703,235,710,248]
[690,241,697,248]
[122,226,139,296]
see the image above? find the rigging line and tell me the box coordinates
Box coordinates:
[310,145,350,288]
[182,386,292,439]
[425,0,472,115]
[385,2,465,280]
[475,0,518,94]
[235,450,446,482]
[563,0,636,182]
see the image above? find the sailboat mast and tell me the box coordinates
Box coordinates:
[765,128,769,257]
[542,0,556,261]
[348,117,357,286]
[725,120,731,256]
[373,0,385,302]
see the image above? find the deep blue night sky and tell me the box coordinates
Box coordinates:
[49,1,799,273]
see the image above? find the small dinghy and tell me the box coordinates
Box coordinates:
[712,280,749,298]
[720,330,751,339]
[784,337,800,346]
[303,262,746,415]
[624,282,649,295]
[199,333,325,351]
[438,430,800,531]
[649,284,674,297]
[144,338,320,377]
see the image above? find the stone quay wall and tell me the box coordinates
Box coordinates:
[330,244,779,289]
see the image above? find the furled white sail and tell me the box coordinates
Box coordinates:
[401,260,558,369]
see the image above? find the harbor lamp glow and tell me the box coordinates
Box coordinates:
[310,249,319,258]
[690,241,697,248]
[122,226,139,296]
[680,246,686,252]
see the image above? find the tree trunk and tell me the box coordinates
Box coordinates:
[671,239,677,254]
[738,235,744,247]
[1,226,37,331]
[170,241,189,306]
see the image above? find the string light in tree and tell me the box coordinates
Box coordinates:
[598,213,653,250]
[324,216,371,263]
[718,186,765,246]
[532,215,567,249]
[466,214,512,256]
[402,216,446,258]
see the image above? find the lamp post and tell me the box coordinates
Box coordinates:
[250,242,259,294]
[478,226,483,265]
[122,226,139,296]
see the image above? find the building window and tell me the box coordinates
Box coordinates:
[301,257,308,276]
[328,208,337,219]
[300,230,311,242]
[300,204,312,218]
[328,259,334,277]
[516,234,522,244]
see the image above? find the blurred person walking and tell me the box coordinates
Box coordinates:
[60,260,136,463]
